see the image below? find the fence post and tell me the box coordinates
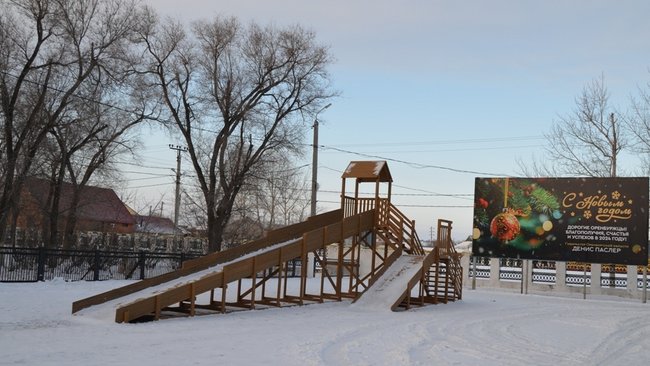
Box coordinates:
[180,252,186,268]
[37,246,46,281]
[93,249,100,281]
[139,250,146,280]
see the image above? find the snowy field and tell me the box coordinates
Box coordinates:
[1,279,650,365]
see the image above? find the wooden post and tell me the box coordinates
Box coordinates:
[154,295,161,321]
[341,177,346,215]
[300,236,307,305]
[221,271,227,313]
[276,248,283,306]
[189,283,196,317]
[337,236,343,301]
[250,257,257,309]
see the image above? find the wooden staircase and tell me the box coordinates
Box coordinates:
[394,219,463,310]
[425,219,463,304]
[375,199,425,256]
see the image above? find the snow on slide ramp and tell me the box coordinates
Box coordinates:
[75,239,297,322]
[352,255,424,311]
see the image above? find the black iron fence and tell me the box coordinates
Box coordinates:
[1,246,308,282]
[0,246,203,282]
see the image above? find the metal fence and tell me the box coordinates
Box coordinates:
[0,246,307,283]
[0,246,203,282]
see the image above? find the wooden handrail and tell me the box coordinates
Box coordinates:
[384,202,424,255]
[389,249,438,310]
[114,210,375,323]
[72,209,343,314]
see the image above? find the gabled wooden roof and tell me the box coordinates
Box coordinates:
[23,177,135,225]
[341,161,392,183]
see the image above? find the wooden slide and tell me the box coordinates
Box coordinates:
[72,209,377,323]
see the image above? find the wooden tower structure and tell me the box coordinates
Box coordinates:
[72,161,463,322]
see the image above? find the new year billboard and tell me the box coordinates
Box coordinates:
[472,177,649,265]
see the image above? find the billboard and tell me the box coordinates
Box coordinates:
[472,177,649,265]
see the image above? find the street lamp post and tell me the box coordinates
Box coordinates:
[310,103,331,217]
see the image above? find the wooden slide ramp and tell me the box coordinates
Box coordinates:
[352,243,463,312]
[351,255,425,311]
[72,209,375,323]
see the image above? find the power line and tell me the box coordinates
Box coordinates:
[114,169,171,177]
[319,145,506,176]
[392,184,473,197]
[126,182,172,189]
[326,135,545,147]
[323,144,545,154]
[121,175,172,182]
[114,160,172,170]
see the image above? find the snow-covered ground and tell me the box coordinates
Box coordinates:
[1,279,650,365]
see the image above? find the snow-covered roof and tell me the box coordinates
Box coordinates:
[341,161,392,183]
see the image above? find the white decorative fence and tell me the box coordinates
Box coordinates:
[463,255,649,301]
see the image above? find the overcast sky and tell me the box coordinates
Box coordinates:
[134,0,650,239]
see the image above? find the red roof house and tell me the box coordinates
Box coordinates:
[17,177,135,234]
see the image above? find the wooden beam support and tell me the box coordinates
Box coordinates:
[154,295,161,320]
[190,283,196,317]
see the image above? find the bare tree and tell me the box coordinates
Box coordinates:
[0,0,146,244]
[535,76,627,177]
[249,158,310,229]
[139,13,335,252]
[626,81,650,174]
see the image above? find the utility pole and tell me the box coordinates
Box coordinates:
[169,145,188,229]
[311,103,331,217]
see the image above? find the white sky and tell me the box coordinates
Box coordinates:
[128,0,650,240]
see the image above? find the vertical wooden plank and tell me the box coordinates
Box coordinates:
[154,295,161,320]
[341,177,346,216]
[319,240,327,302]
[250,257,257,309]
[261,268,267,300]
[221,271,227,314]
[300,237,307,305]
[282,255,289,298]
[336,231,344,301]
[420,269,425,306]
[319,227,326,302]
[276,248,283,306]
[433,249,440,304]
[237,278,242,303]
[190,283,196,317]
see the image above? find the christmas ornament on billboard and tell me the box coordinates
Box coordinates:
[490,178,521,242]
[490,210,520,242]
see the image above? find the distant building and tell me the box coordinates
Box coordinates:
[134,215,177,235]
[16,177,135,234]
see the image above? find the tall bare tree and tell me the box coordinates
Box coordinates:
[248,158,310,229]
[139,13,335,252]
[536,76,627,177]
[626,82,650,174]
[0,0,146,244]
